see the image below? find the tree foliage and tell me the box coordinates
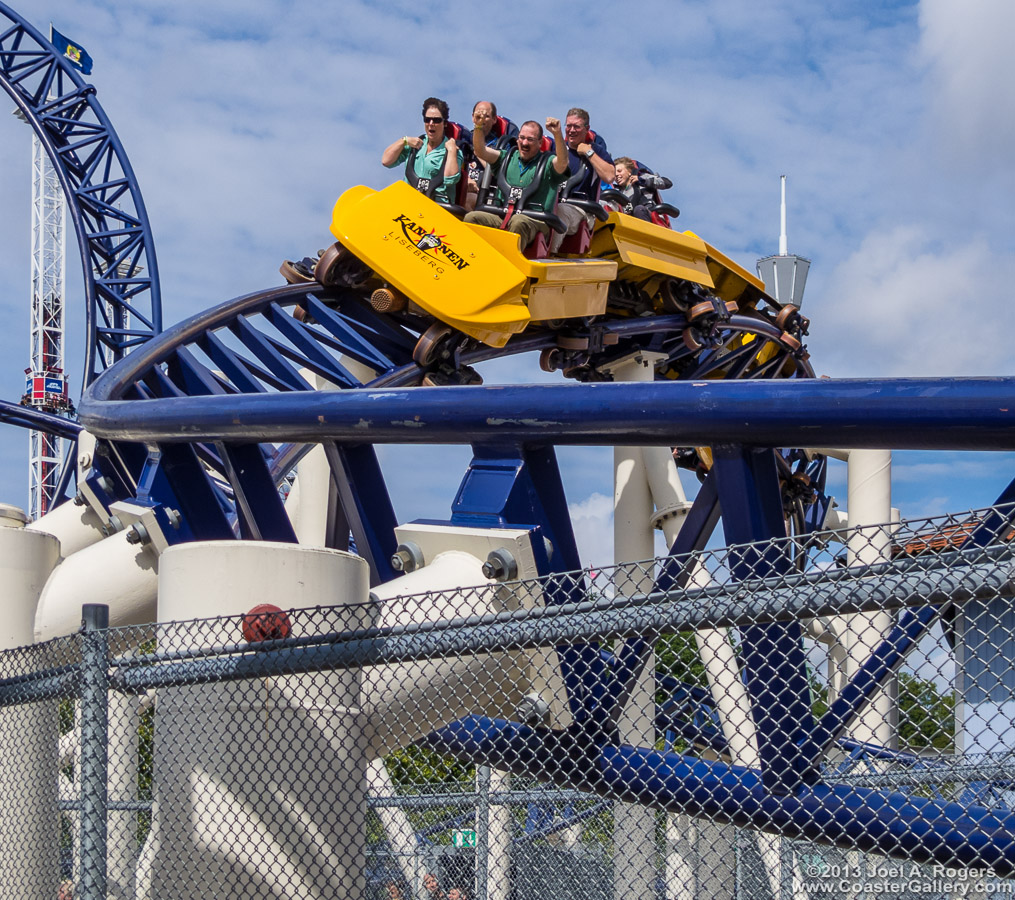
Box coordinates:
[386,744,475,787]
[897,671,955,752]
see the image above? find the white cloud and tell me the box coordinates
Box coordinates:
[810,225,1015,376]
[569,492,614,570]
[919,0,1015,173]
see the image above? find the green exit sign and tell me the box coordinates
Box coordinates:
[452,829,477,848]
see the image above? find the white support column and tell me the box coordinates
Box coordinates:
[286,362,376,546]
[54,691,142,900]
[27,492,105,558]
[290,444,333,547]
[609,352,660,900]
[634,413,747,900]
[693,621,754,900]
[148,541,371,899]
[34,529,158,641]
[642,445,692,549]
[665,814,695,900]
[0,505,62,898]
[843,449,896,749]
[644,429,797,898]
[484,769,512,900]
[639,443,718,900]
[367,758,423,890]
[106,690,140,900]
[816,449,894,900]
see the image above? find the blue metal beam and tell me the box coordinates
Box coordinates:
[0,399,81,439]
[712,446,817,791]
[321,441,399,586]
[81,377,1015,450]
[801,605,941,764]
[425,716,1015,876]
[215,442,296,543]
[447,443,603,722]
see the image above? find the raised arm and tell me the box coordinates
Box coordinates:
[575,137,616,183]
[546,118,568,174]
[443,138,461,180]
[587,149,616,184]
[471,125,501,166]
[382,134,422,168]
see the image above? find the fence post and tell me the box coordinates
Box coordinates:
[79,603,109,900]
[475,766,490,900]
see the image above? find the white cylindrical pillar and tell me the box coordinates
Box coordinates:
[819,450,893,900]
[665,814,694,900]
[107,690,140,900]
[640,440,737,900]
[285,360,379,545]
[844,449,895,749]
[609,353,659,900]
[614,442,654,586]
[693,587,750,900]
[367,758,422,889]
[0,505,62,899]
[149,541,371,900]
[642,445,692,549]
[484,769,511,900]
[290,444,333,547]
[611,351,658,583]
[55,692,141,900]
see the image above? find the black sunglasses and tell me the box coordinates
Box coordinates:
[423,116,444,124]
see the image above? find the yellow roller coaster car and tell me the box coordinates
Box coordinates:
[321,182,777,350]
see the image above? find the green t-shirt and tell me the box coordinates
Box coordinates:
[390,138,463,204]
[491,149,567,214]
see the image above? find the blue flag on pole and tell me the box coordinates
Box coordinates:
[50,26,93,75]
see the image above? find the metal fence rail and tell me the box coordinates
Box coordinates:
[3,505,1015,898]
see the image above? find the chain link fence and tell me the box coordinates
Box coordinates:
[3,504,1015,898]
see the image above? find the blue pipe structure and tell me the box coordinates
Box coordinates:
[0,399,81,440]
[76,287,1014,451]
[69,282,821,578]
[83,374,1015,449]
[0,400,81,506]
[425,717,1015,876]
[0,2,162,386]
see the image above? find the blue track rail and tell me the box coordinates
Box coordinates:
[75,279,818,559]
[0,3,161,386]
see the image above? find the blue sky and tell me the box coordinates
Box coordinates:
[1,0,1014,563]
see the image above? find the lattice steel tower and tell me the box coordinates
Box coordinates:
[19,112,73,519]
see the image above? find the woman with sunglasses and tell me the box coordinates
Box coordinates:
[382,97,462,205]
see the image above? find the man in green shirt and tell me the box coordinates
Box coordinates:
[464,117,569,250]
